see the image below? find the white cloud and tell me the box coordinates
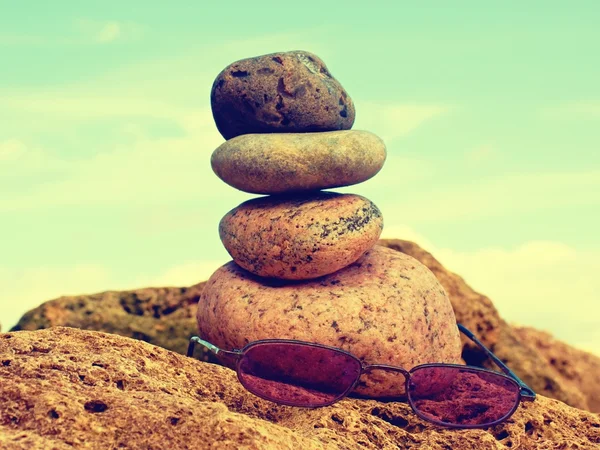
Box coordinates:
[355,103,450,142]
[541,103,600,119]
[339,164,599,229]
[96,21,121,43]
[0,265,114,332]
[0,259,227,332]
[137,260,228,288]
[374,170,600,223]
[0,34,48,46]
[75,19,142,44]
[380,225,437,250]
[0,139,26,161]
[437,242,599,354]
[575,331,600,355]
[465,144,499,165]
[0,139,72,180]
[0,20,143,48]
[0,104,241,212]
[3,93,188,120]
[381,226,600,356]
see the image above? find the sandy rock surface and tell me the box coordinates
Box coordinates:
[219,192,383,279]
[2,328,599,450]
[211,50,355,139]
[198,245,462,397]
[211,130,386,194]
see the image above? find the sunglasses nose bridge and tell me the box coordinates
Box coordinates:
[359,364,410,385]
[362,364,409,376]
[354,364,410,399]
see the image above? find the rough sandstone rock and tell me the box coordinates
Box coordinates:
[377,239,592,411]
[211,50,355,140]
[197,245,462,397]
[211,130,386,194]
[2,328,599,450]
[219,192,383,280]
[11,240,600,413]
[11,284,207,358]
[514,326,600,413]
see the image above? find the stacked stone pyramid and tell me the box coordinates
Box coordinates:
[197,51,462,397]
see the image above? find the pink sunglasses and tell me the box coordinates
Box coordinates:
[188,324,535,428]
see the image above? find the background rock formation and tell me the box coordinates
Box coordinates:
[11,239,600,412]
[2,328,599,450]
[514,326,600,413]
[12,284,205,356]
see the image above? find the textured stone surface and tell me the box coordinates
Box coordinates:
[12,240,599,413]
[514,326,600,413]
[219,192,383,280]
[2,328,600,450]
[211,50,355,139]
[0,328,332,449]
[197,245,462,397]
[11,283,207,358]
[211,130,386,194]
[378,239,591,411]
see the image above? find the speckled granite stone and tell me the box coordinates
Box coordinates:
[219,192,383,280]
[197,245,462,397]
[211,130,386,194]
[211,50,355,139]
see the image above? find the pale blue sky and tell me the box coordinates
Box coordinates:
[0,2,599,353]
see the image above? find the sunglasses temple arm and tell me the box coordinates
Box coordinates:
[187,336,218,357]
[187,336,242,369]
[458,324,536,401]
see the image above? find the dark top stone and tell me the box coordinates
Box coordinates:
[210,50,355,140]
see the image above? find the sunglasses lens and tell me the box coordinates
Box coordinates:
[408,366,520,427]
[238,342,362,407]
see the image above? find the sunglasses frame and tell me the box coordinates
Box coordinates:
[188,324,536,429]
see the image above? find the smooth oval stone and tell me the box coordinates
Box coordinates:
[211,130,386,194]
[219,192,383,280]
[211,50,355,140]
[197,245,463,398]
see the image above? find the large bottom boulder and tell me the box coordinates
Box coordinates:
[197,245,463,397]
